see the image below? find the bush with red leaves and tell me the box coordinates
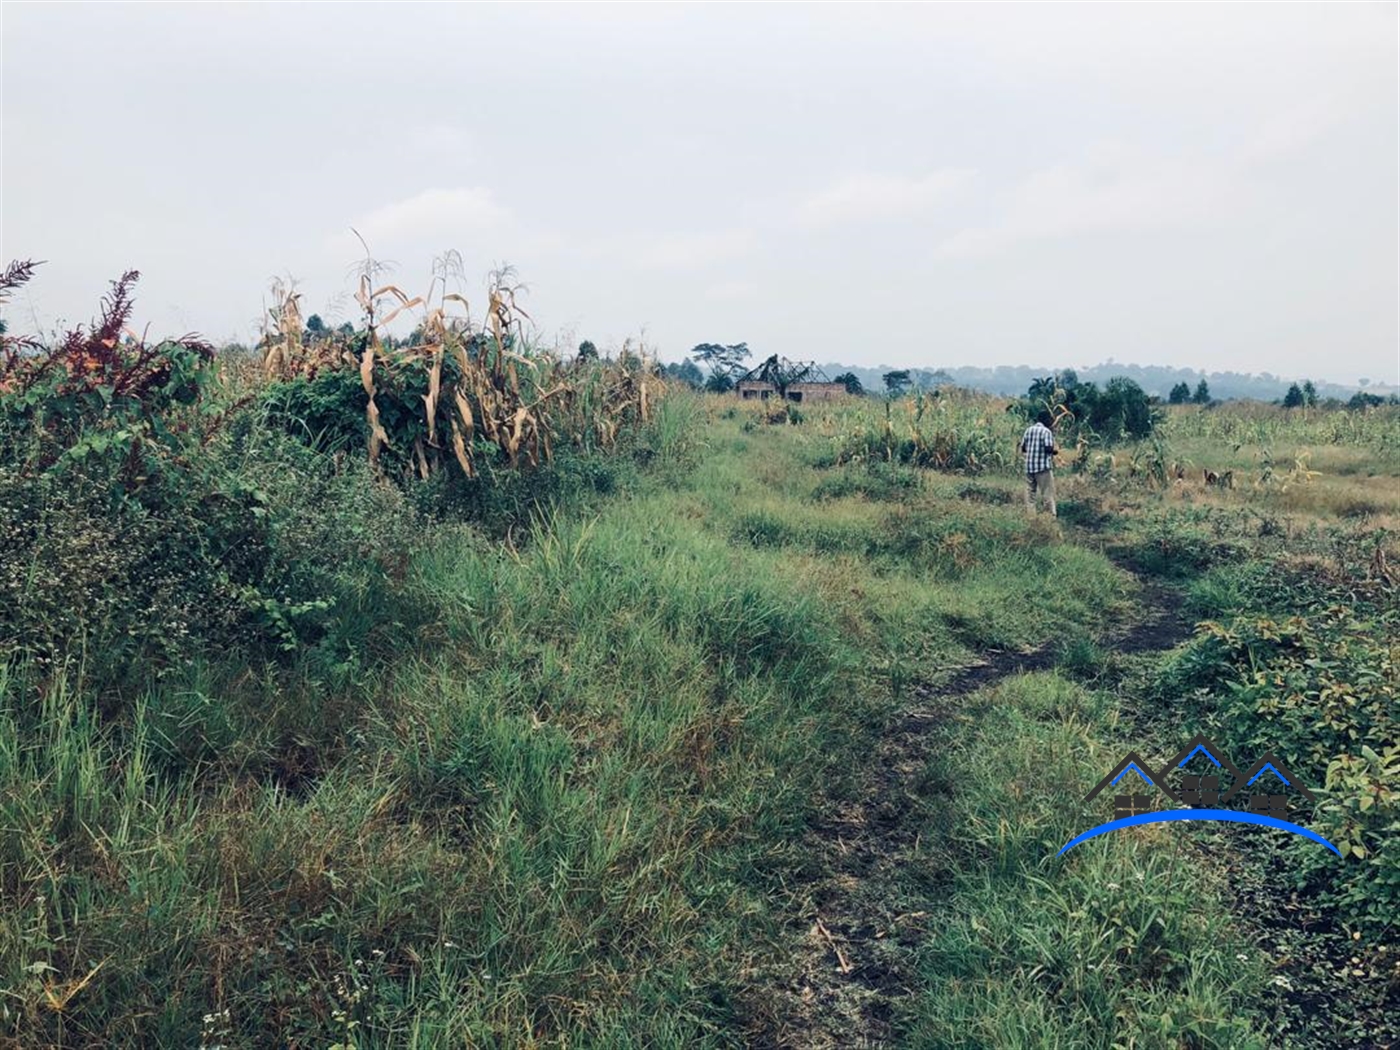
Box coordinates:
[1,261,215,478]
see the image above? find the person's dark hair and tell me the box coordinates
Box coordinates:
[1036,409,1054,428]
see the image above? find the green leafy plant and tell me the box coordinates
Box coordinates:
[1158,569,1399,934]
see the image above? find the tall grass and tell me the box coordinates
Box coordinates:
[821,390,1020,474]
[1161,401,1400,454]
[7,366,1380,1045]
[0,479,863,1043]
[903,674,1267,1048]
[0,395,1141,1045]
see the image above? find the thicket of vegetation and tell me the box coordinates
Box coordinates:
[1159,544,1398,934]
[803,388,1398,1044]
[0,260,662,684]
[2,259,1395,1045]
[0,260,710,1043]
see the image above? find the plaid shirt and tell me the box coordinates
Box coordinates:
[1021,422,1057,474]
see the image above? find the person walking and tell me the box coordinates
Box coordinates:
[1020,409,1059,517]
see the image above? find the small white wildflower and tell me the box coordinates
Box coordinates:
[1271,975,1293,990]
[1106,882,1120,891]
[1236,953,1249,962]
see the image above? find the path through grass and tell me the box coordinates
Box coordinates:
[1,396,1287,1045]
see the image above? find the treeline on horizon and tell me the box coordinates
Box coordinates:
[220,320,1389,407]
[642,345,1393,406]
[256,325,1391,406]
[814,361,1393,404]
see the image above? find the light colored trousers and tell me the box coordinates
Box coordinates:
[1025,470,1056,516]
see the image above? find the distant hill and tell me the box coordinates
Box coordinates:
[817,362,1394,402]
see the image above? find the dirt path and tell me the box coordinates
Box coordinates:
[753,551,1192,1048]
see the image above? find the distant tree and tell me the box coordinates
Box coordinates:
[929,368,956,387]
[1168,382,1191,404]
[1302,380,1318,407]
[664,359,705,388]
[834,372,865,396]
[337,321,355,337]
[704,371,735,394]
[1018,373,1156,442]
[1282,383,1305,408]
[1192,379,1211,404]
[1102,376,1156,440]
[883,370,913,397]
[690,342,750,380]
[577,340,599,361]
[1028,374,1059,402]
[305,314,327,338]
[1348,391,1385,410]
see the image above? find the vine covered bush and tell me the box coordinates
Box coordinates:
[1156,562,1399,933]
[0,259,665,688]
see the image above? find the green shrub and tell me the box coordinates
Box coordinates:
[0,268,271,680]
[1156,581,1400,934]
[1121,511,1245,578]
[1054,630,1110,680]
[1014,372,1161,443]
[1,265,673,685]
[831,393,1014,473]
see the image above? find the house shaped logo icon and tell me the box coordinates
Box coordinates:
[1163,733,1243,808]
[1220,751,1316,818]
[1082,751,1173,821]
[1061,734,1337,857]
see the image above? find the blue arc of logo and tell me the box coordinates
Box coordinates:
[1058,809,1341,857]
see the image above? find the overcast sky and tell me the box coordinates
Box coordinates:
[3,2,1397,384]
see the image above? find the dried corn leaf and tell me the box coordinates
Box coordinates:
[424,347,443,446]
[375,297,426,330]
[359,344,376,397]
[370,284,414,305]
[510,405,530,451]
[454,389,474,444]
[366,398,388,464]
[413,437,429,480]
[450,417,474,477]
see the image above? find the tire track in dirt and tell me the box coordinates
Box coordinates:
[750,552,1191,1049]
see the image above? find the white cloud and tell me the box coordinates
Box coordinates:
[347,187,511,245]
[402,124,475,158]
[640,230,758,269]
[5,2,1392,382]
[935,146,1237,259]
[702,280,757,302]
[796,169,976,228]
[1237,97,1343,165]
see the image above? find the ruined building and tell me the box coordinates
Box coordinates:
[733,355,848,403]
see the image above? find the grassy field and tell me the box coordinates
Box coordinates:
[2,330,1397,1047]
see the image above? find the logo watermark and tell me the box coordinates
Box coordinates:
[1060,733,1340,857]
